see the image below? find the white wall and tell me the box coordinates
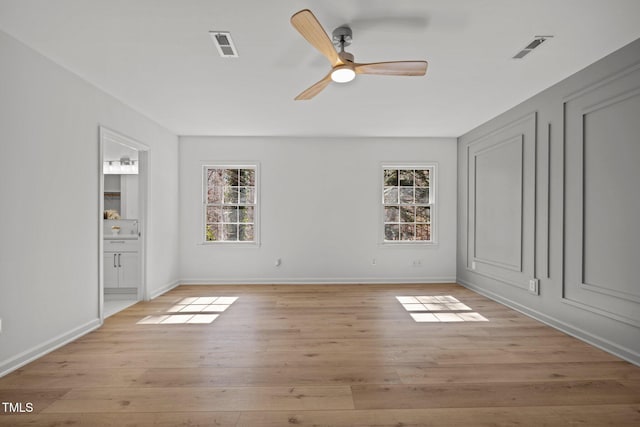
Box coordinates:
[179,136,457,283]
[457,37,640,365]
[0,30,179,375]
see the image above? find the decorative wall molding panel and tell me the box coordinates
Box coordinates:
[466,112,537,291]
[540,122,552,280]
[563,62,640,327]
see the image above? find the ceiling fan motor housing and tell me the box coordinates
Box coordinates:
[332,26,352,47]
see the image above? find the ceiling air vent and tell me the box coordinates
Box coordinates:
[513,35,553,59]
[210,31,238,58]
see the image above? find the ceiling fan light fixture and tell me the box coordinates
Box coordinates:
[331,66,356,83]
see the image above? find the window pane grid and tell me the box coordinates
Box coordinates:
[205,167,256,242]
[383,167,433,242]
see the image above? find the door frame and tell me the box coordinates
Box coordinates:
[98,126,150,322]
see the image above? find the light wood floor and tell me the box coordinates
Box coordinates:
[1,284,639,426]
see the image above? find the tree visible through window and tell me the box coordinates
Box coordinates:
[383,166,434,242]
[204,166,257,242]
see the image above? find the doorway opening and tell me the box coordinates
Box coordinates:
[99,127,149,320]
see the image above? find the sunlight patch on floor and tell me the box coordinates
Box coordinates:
[137,297,238,325]
[396,295,488,322]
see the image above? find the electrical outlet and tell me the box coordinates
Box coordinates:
[0,318,3,333]
[529,279,539,295]
[471,261,477,270]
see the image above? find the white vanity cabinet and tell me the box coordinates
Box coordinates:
[104,239,139,288]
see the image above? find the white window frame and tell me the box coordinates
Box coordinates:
[202,163,260,245]
[380,163,437,245]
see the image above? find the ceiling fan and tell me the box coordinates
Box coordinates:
[290,9,428,100]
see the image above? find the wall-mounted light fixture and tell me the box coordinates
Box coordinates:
[104,157,138,174]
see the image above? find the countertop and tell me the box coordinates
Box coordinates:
[104,234,139,240]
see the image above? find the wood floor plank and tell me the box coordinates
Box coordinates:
[3,407,640,426]
[135,366,401,387]
[351,380,640,409]
[396,361,640,384]
[25,346,615,371]
[0,412,241,426]
[0,368,145,389]
[42,386,354,413]
[0,283,638,425]
[236,405,640,427]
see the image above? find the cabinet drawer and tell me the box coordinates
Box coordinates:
[105,239,139,252]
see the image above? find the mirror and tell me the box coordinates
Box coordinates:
[104,174,138,219]
[103,139,139,221]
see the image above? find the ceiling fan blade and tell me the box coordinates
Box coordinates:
[355,61,428,76]
[294,73,333,100]
[291,9,342,66]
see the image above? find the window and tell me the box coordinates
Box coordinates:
[382,165,435,243]
[204,166,257,243]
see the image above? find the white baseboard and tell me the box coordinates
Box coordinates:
[148,279,181,300]
[178,276,457,285]
[458,278,640,367]
[0,318,101,378]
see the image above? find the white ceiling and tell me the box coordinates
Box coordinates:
[1,0,640,137]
